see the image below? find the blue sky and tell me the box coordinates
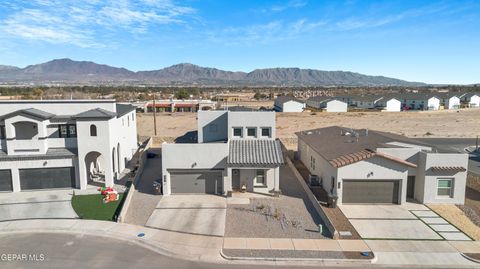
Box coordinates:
[0,0,479,84]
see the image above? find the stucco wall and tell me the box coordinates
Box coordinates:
[417,152,468,204]
[336,157,409,205]
[227,111,276,140]
[0,157,78,192]
[297,138,337,193]
[198,110,228,143]
[385,99,401,112]
[161,143,228,195]
[282,101,305,112]
[326,100,347,112]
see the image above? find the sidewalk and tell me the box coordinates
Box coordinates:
[0,219,479,267]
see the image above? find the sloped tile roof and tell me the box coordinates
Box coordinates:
[430,166,466,172]
[74,108,116,119]
[227,139,284,167]
[1,108,55,120]
[329,149,417,168]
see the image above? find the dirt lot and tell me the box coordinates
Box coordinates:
[137,108,480,148]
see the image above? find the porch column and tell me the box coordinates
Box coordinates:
[11,168,20,192]
[77,155,87,190]
[224,168,232,195]
[274,167,280,192]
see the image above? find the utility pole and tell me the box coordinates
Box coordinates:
[153,93,157,136]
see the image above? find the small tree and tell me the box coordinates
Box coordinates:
[175,90,189,100]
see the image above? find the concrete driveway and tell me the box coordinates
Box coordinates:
[146,195,226,237]
[0,190,78,221]
[339,203,470,240]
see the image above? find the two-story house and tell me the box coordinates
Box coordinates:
[0,100,137,192]
[162,110,284,196]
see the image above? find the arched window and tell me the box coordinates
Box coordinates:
[90,124,97,136]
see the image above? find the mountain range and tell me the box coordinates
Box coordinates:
[0,58,426,86]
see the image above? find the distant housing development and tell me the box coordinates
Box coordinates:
[143,99,217,113]
[300,92,479,112]
[0,100,137,192]
[273,96,305,112]
[306,96,348,112]
[162,110,283,196]
[297,126,468,205]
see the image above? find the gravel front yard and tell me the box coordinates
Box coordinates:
[225,164,329,239]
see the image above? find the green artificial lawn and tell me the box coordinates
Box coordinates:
[71,193,124,221]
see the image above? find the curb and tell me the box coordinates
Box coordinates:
[220,248,377,264]
[461,253,480,264]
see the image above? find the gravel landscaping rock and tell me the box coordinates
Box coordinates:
[458,205,480,227]
[225,165,329,239]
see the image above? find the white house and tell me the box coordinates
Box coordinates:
[468,94,480,107]
[297,126,468,205]
[384,98,402,112]
[398,94,440,110]
[162,110,283,196]
[306,96,348,112]
[274,96,305,112]
[0,100,137,192]
[438,93,461,109]
[350,95,384,109]
[459,93,479,108]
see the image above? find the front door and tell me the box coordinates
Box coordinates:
[407,176,415,199]
[232,169,240,190]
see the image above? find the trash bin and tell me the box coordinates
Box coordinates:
[153,179,163,195]
[327,194,338,208]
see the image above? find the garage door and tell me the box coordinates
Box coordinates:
[20,167,75,190]
[342,180,400,204]
[170,170,223,194]
[0,170,12,192]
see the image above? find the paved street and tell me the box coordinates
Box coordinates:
[417,138,480,175]
[0,233,357,269]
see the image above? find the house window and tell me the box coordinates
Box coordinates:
[68,125,77,137]
[247,127,257,137]
[127,116,130,127]
[0,126,5,139]
[90,124,97,137]
[58,124,76,138]
[255,170,265,185]
[261,127,271,138]
[437,178,453,197]
[132,113,135,122]
[233,127,242,137]
[310,156,316,170]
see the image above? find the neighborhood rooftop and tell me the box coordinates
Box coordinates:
[295,126,433,162]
